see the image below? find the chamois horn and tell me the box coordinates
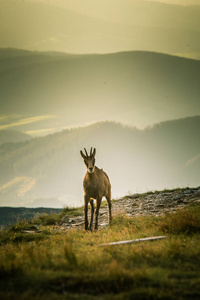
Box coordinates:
[90,147,93,156]
[84,148,88,157]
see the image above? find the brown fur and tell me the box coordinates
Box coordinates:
[80,148,112,230]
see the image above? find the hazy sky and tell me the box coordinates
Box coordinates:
[148,0,200,4]
[149,0,200,4]
[0,0,200,135]
[28,0,200,7]
[1,0,200,55]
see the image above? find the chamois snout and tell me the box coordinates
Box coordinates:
[84,156,95,173]
[88,166,94,173]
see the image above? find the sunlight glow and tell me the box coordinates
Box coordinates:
[0,115,58,130]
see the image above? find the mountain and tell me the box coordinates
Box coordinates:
[0,0,200,58]
[0,130,32,145]
[148,0,200,5]
[0,49,200,130]
[0,207,62,226]
[0,116,199,207]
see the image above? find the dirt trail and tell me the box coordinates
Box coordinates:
[59,187,200,230]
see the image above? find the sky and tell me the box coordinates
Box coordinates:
[27,0,200,7]
[150,0,200,4]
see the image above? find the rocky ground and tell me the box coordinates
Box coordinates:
[59,187,200,230]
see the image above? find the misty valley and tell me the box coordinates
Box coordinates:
[0,116,199,208]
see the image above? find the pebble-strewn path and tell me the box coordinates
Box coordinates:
[59,187,200,230]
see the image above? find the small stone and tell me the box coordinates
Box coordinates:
[184,190,192,194]
[157,204,164,207]
[173,194,182,200]
[177,198,183,203]
[129,193,140,199]
[162,193,172,197]
[139,203,143,210]
[100,222,108,227]
[62,223,71,227]
[57,215,69,225]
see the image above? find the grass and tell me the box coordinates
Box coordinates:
[0,203,200,299]
[133,187,194,198]
[32,206,83,226]
[159,203,200,234]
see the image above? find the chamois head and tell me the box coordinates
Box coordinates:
[80,147,96,173]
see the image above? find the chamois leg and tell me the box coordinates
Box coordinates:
[84,195,90,230]
[89,199,94,231]
[95,197,102,230]
[106,195,112,224]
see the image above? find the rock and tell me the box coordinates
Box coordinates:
[57,187,200,231]
[23,230,42,234]
[157,204,164,207]
[173,194,182,200]
[129,193,140,199]
[184,189,192,194]
[139,203,143,210]
[177,198,184,203]
[57,215,69,225]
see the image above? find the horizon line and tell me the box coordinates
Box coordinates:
[0,47,199,61]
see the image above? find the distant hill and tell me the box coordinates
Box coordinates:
[0,0,200,58]
[0,50,200,130]
[0,130,32,145]
[0,207,61,227]
[0,116,199,207]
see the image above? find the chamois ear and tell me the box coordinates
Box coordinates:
[93,148,96,158]
[80,150,86,159]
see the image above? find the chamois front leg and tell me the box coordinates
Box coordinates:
[84,195,90,230]
[95,197,102,230]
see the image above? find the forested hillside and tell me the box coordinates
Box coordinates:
[0,50,200,131]
[0,130,32,145]
[0,116,199,207]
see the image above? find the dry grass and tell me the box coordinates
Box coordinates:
[159,203,200,234]
[0,203,200,299]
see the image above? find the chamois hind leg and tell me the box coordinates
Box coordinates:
[84,195,90,230]
[106,194,112,224]
[89,199,94,231]
[95,197,102,230]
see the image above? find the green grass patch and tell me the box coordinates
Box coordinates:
[60,206,83,218]
[159,203,200,234]
[0,204,200,299]
[8,222,38,233]
[33,213,60,226]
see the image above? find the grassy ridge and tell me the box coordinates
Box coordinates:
[0,204,200,299]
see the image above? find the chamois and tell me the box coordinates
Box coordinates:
[80,147,112,230]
